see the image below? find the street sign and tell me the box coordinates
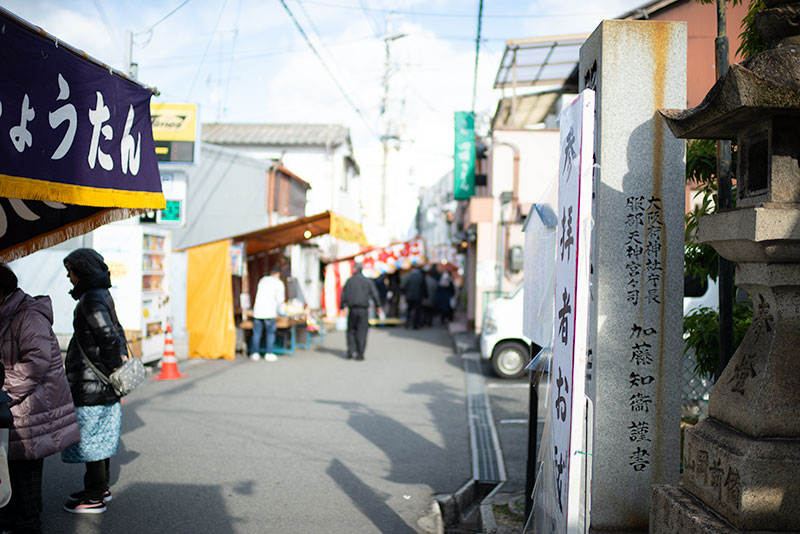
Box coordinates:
[453,111,475,200]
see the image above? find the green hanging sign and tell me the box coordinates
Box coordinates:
[453,111,475,200]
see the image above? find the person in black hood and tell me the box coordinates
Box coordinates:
[60,248,127,514]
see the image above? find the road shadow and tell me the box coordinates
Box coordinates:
[317,377,469,492]
[327,458,418,534]
[310,345,349,359]
[382,322,453,349]
[41,480,236,533]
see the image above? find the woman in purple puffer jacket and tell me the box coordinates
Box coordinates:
[0,263,80,534]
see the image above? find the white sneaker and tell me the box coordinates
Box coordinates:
[250,353,261,361]
[264,353,278,362]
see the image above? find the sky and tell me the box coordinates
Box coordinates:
[3,0,650,240]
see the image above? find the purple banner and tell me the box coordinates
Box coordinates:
[0,10,162,207]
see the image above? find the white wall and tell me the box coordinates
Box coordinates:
[221,144,362,225]
[490,129,560,201]
[491,129,560,294]
[9,246,79,336]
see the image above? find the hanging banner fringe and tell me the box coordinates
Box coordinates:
[0,206,145,262]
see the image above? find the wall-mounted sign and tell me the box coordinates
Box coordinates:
[150,102,198,163]
[141,171,187,226]
[453,111,475,200]
[157,200,182,224]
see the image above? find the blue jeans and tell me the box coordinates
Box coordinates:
[249,318,277,355]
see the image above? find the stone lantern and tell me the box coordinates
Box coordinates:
[652,1,800,532]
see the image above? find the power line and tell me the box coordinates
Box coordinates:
[91,0,121,56]
[220,0,243,120]
[296,0,330,47]
[143,0,193,33]
[186,0,229,100]
[295,0,353,89]
[140,35,376,68]
[278,0,376,137]
[291,0,622,20]
[357,0,382,36]
[472,0,483,113]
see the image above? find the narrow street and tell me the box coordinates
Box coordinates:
[40,325,474,533]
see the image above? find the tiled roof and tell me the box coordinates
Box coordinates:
[201,123,351,148]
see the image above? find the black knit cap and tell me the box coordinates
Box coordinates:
[64,248,111,299]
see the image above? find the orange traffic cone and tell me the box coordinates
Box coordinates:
[152,323,186,381]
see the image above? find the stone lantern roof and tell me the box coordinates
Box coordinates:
[659,0,800,140]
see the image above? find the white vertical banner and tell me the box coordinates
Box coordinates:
[550,89,595,533]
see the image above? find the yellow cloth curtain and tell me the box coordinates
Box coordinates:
[187,240,236,359]
[329,212,370,246]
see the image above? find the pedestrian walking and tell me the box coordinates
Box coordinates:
[249,266,286,362]
[401,266,426,329]
[372,273,388,311]
[422,267,439,327]
[0,264,80,532]
[61,248,127,514]
[339,263,383,360]
[436,270,456,324]
[387,271,402,318]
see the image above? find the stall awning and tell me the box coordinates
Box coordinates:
[232,211,369,256]
[0,7,164,262]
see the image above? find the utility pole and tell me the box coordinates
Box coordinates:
[715,0,734,378]
[380,17,405,228]
[125,30,138,79]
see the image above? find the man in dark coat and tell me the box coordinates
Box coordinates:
[401,266,427,329]
[339,264,383,360]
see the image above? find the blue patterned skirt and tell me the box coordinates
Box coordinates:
[61,402,122,463]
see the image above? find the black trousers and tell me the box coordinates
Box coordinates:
[346,307,369,359]
[0,457,44,534]
[406,299,423,329]
[84,458,111,500]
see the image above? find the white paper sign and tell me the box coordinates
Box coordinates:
[549,89,595,533]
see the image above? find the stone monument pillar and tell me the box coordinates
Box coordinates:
[654,2,800,532]
[578,20,686,532]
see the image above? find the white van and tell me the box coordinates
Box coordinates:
[479,286,533,379]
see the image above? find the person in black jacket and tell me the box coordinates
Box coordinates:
[339,264,382,360]
[60,248,127,514]
[401,266,427,329]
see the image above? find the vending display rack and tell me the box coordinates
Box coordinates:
[92,223,171,364]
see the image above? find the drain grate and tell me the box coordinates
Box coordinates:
[464,355,506,484]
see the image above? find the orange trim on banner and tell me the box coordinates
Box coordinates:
[0,173,166,209]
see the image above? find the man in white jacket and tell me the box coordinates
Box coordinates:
[249,266,286,362]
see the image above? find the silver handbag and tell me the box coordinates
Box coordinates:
[77,340,146,397]
[107,358,146,397]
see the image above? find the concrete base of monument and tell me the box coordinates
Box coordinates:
[650,485,800,534]
[681,418,800,530]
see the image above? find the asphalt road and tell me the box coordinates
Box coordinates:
[39,324,472,534]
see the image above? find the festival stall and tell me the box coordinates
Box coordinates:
[183,211,369,359]
[322,238,427,321]
[0,7,164,262]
